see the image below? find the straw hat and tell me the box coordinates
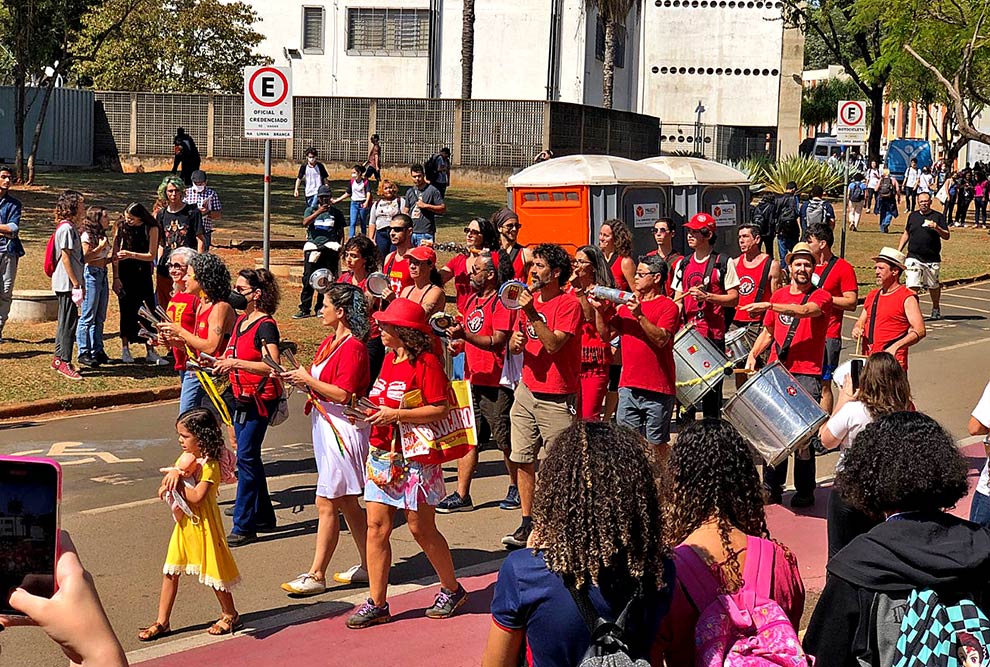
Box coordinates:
[871,246,907,270]
[785,242,816,265]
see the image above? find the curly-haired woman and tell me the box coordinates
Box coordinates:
[655,420,805,665]
[50,190,86,380]
[279,284,372,595]
[819,351,913,557]
[803,412,990,666]
[155,176,205,309]
[345,298,466,629]
[338,235,386,381]
[482,421,673,667]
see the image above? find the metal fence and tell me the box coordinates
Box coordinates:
[659,122,777,162]
[93,92,661,168]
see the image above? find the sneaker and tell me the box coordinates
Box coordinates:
[224,505,234,516]
[94,351,110,365]
[333,564,369,585]
[790,492,816,508]
[52,358,83,381]
[930,309,942,321]
[281,573,326,596]
[425,584,468,619]
[436,492,473,514]
[499,485,521,511]
[501,522,532,550]
[225,532,256,547]
[346,599,391,629]
[291,310,312,320]
[121,346,134,363]
[146,349,169,366]
[77,353,98,368]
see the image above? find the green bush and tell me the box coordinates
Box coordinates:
[755,155,844,196]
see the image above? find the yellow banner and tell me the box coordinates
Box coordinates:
[399,380,477,464]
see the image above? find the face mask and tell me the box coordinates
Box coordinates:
[307,157,316,164]
[228,290,248,311]
[191,184,205,193]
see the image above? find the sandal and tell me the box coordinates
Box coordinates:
[207,613,241,636]
[137,622,171,642]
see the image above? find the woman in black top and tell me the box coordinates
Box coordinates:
[113,202,161,364]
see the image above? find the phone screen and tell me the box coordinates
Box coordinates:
[0,459,59,614]
[851,359,864,392]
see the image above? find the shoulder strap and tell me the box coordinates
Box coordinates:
[675,255,690,286]
[702,253,719,288]
[774,290,813,362]
[748,537,776,599]
[607,253,619,270]
[865,290,881,345]
[754,256,773,303]
[673,547,722,612]
[508,244,522,265]
[817,256,838,287]
[566,581,603,634]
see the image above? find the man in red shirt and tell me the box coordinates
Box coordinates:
[851,247,926,371]
[671,212,740,419]
[503,243,581,549]
[742,242,832,507]
[381,213,414,296]
[730,222,781,387]
[437,255,519,514]
[804,222,858,414]
[591,254,681,452]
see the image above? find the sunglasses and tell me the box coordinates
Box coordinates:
[501,223,522,230]
[389,227,410,233]
[654,228,670,234]
[463,227,481,235]
[167,263,187,270]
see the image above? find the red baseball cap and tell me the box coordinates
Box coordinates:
[685,212,717,234]
[407,245,437,264]
[373,298,431,333]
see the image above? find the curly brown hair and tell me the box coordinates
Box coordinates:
[664,420,768,590]
[54,190,85,224]
[176,407,225,461]
[602,219,633,258]
[533,421,668,596]
[390,325,434,361]
[857,352,912,418]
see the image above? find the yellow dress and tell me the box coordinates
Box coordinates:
[163,458,240,591]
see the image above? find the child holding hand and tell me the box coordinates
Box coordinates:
[139,407,241,641]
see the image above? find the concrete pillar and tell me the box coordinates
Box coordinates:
[129,93,138,155]
[206,94,215,158]
[775,22,804,158]
[452,99,463,165]
[542,101,552,152]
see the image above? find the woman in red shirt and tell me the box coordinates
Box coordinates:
[161,248,200,411]
[440,217,500,315]
[346,298,467,629]
[599,219,636,420]
[571,245,614,421]
[212,269,282,547]
[339,235,385,381]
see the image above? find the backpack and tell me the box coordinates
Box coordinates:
[890,589,990,667]
[753,196,777,238]
[774,194,799,238]
[424,154,441,182]
[44,221,73,278]
[566,580,651,667]
[879,176,894,198]
[805,200,826,227]
[849,182,865,203]
[676,538,811,667]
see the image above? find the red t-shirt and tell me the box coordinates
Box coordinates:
[383,251,413,294]
[612,296,681,395]
[463,292,514,387]
[675,254,731,341]
[863,285,917,369]
[733,255,772,324]
[813,257,858,339]
[521,291,583,395]
[492,245,527,281]
[367,351,450,450]
[166,291,199,370]
[646,250,682,296]
[763,286,833,376]
[313,334,370,396]
[444,253,474,315]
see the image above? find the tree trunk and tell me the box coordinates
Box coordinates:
[603,19,615,109]
[13,66,25,184]
[461,0,475,99]
[867,86,884,163]
[27,76,61,185]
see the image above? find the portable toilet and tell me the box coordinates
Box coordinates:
[638,157,750,259]
[506,155,674,256]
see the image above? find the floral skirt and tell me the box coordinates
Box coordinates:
[364,448,445,511]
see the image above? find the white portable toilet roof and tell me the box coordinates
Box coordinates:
[507,154,674,188]
[639,156,749,186]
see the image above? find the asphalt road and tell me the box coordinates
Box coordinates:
[0,281,987,666]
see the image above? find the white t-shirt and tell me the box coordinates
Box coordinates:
[917,172,934,194]
[825,400,873,469]
[370,198,406,230]
[972,380,990,495]
[304,164,323,197]
[351,178,368,201]
[81,231,111,261]
[905,167,920,189]
[866,168,881,190]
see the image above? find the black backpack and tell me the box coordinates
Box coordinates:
[849,182,865,202]
[753,195,777,238]
[566,581,651,667]
[424,154,441,182]
[878,176,894,198]
[774,193,799,238]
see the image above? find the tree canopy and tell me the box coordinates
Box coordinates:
[802,76,864,129]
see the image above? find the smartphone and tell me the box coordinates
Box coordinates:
[850,358,864,392]
[0,457,61,615]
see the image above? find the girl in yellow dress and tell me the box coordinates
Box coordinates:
[138,407,241,641]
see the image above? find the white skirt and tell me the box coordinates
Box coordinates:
[312,402,371,499]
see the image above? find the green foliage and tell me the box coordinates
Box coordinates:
[755,156,845,195]
[801,77,866,128]
[803,28,833,69]
[74,0,271,93]
[724,156,771,193]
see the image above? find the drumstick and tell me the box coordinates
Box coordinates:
[733,368,757,375]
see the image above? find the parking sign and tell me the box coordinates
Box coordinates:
[244,66,293,139]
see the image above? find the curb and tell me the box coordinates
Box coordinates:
[0,385,181,420]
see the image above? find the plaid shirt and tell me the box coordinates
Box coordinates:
[183,187,222,233]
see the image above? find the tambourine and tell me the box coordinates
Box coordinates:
[498,279,544,310]
[367,272,389,297]
[309,268,335,294]
[430,312,457,336]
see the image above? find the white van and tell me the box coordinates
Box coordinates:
[812,136,844,163]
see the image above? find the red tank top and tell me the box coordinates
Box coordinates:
[166,292,199,370]
[733,255,772,324]
[493,245,527,281]
[608,254,631,291]
[864,284,916,369]
[226,314,281,400]
[678,253,728,341]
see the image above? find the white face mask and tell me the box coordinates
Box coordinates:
[307,157,316,164]
[192,184,205,193]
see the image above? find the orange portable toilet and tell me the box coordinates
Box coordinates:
[506,155,674,256]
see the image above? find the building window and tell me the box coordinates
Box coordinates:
[347,8,430,56]
[301,6,325,54]
[595,18,626,69]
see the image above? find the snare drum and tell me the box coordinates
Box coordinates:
[724,326,757,366]
[722,361,829,466]
[673,325,732,408]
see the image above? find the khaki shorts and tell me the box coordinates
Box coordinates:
[509,382,576,465]
[905,257,940,290]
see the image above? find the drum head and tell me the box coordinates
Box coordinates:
[498,280,527,310]
[430,312,455,336]
[309,268,334,293]
[725,327,750,344]
[367,272,389,296]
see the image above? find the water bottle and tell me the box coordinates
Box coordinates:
[590,286,635,305]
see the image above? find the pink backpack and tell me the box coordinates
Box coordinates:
[675,537,812,667]
[217,446,237,485]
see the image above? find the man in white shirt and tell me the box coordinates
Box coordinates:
[904,158,921,212]
[293,147,329,210]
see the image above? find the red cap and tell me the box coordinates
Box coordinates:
[373,298,431,333]
[685,212,717,234]
[407,245,437,264]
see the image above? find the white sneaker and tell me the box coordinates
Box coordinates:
[121,346,134,363]
[146,349,169,366]
[280,573,326,596]
[333,564,369,584]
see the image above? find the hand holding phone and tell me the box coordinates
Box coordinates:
[850,358,864,392]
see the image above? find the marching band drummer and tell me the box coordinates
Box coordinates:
[491,208,533,283]
[730,222,781,387]
[742,242,832,509]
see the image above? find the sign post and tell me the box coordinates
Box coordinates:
[244,66,293,270]
[835,100,867,259]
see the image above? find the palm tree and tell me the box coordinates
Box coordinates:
[461,0,475,99]
[588,0,639,109]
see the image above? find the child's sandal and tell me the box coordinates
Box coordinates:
[137,622,170,642]
[207,613,241,636]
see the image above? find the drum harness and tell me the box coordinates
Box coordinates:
[773,290,812,363]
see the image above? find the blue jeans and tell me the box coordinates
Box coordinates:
[76,265,108,356]
[412,232,435,247]
[375,227,393,261]
[451,351,465,381]
[776,237,794,264]
[232,399,277,535]
[178,370,206,414]
[971,490,990,527]
[349,201,369,236]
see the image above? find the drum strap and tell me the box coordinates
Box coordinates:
[774,291,812,362]
[816,256,838,290]
[754,256,774,303]
[865,290,880,346]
